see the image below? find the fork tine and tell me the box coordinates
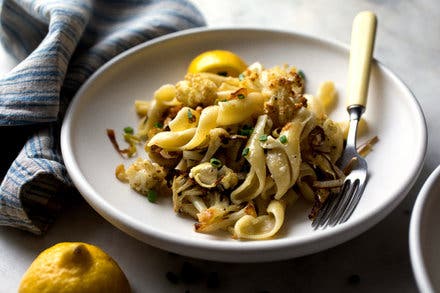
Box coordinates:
[312,180,350,229]
[311,189,338,229]
[339,179,367,223]
[328,180,359,226]
[320,181,350,227]
[311,197,332,229]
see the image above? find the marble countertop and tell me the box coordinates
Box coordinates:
[1,0,439,292]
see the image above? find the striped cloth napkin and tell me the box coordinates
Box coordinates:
[0,0,205,234]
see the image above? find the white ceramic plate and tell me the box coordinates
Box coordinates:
[410,165,440,292]
[61,28,426,262]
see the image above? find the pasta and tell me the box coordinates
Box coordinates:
[114,62,347,240]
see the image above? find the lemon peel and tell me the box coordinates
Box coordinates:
[187,50,247,77]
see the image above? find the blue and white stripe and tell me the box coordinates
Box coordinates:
[0,0,205,234]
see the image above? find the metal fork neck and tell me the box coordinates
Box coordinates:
[346,105,365,148]
[347,104,365,119]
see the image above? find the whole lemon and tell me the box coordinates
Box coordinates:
[187,50,248,77]
[19,242,131,293]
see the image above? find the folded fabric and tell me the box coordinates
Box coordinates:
[0,0,205,234]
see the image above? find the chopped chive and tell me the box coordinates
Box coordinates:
[237,94,245,99]
[154,122,163,128]
[239,125,253,136]
[147,190,157,203]
[216,98,228,104]
[298,70,305,80]
[187,109,195,123]
[238,73,245,81]
[279,135,288,144]
[239,129,252,136]
[242,147,249,157]
[217,71,228,76]
[123,126,134,134]
[259,134,268,142]
[210,158,222,168]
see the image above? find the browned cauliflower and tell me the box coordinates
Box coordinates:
[261,65,304,97]
[120,158,167,195]
[175,73,218,108]
[261,66,306,128]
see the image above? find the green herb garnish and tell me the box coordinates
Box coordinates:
[216,98,228,105]
[154,122,163,128]
[259,134,268,142]
[210,158,222,168]
[239,125,253,136]
[242,147,249,157]
[147,190,157,203]
[298,70,305,80]
[279,135,288,144]
[123,126,134,134]
[187,109,195,123]
[237,94,245,99]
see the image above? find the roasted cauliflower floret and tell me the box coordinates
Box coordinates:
[119,158,167,195]
[175,73,218,108]
[260,65,304,97]
[189,162,238,189]
[261,66,306,128]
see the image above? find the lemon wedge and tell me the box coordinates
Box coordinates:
[187,50,248,77]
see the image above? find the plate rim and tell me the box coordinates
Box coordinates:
[61,27,427,262]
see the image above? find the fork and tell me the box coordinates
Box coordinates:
[312,11,377,229]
